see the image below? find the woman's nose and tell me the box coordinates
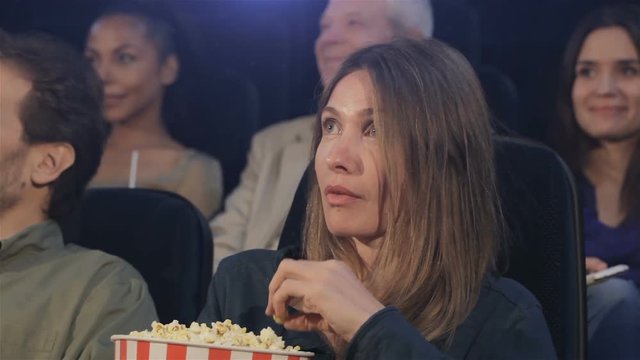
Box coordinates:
[325,136,362,174]
[94,60,112,83]
[595,71,617,96]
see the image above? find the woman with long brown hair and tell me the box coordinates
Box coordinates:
[198,38,554,359]
[553,4,640,359]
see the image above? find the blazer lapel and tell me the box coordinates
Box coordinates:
[244,132,312,251]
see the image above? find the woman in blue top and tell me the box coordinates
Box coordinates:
[554,4,640,359]
[199,38,555,359]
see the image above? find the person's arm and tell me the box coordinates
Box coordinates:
[347,304,556,360]
[63,264,157,360]
[266,259,556,360]
[346,307,451,360]
[478,303,557,359]
[209,133,264,271]
[197,262,225,323]
[198,250,276,329]
[264,259,448,357]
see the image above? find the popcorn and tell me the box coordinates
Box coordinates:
[129,320,301,352]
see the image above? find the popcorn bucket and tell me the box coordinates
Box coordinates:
[111,335,315,360]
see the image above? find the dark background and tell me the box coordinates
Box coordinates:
[0,0,631,191]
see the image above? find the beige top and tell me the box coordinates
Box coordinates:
[0,221,157,359]
[90,148,223,219]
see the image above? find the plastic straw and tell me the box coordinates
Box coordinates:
[128,150,139,189]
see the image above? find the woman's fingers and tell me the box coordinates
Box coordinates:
[265,258,383,342]
[269,259,314,293]
[270,278,317,322]
[267,259,317,316]
[586,257,608,272]
[282,312,325,332]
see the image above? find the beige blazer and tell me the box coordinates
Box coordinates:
[210,115,315,270]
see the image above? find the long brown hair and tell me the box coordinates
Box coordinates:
[554,4,640,219]
[304,38,501,344]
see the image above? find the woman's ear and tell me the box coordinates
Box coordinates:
[160,54,179,86]
[30,143,75,186]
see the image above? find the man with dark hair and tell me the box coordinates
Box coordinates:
[0,31,156,359]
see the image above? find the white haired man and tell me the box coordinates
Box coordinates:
[211,0,433,270]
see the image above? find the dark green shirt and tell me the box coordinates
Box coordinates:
[0,221,157,359]
[199,247,556,360]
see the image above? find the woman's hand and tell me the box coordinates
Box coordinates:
[265,259,384,344]
[586,257,608,273]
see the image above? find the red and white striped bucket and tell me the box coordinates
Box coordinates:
[111,335,314,360]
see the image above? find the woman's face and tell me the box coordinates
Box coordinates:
[315,70,386,242]
[572,26,640,143]
[84,14,177,124]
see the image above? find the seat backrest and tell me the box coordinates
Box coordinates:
[494,136,585,360]
[63,188,213,324]
[430,1,522,138]
[477,65,521,135]
[168,69,260,195]
[278,136,586,360]
[431,0,481,66]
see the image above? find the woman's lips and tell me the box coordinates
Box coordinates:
[589,105,627,116]
[104,94,125,107]
[325,185,361,206]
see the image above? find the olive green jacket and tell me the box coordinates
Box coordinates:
[0,221,157,359]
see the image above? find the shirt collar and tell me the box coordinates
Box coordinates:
[0,220,64,261]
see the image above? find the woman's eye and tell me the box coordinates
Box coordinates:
[118,53,136,64]
[364,123,376,137]
[322,118,339,135]
[576,67,595,78]
[621,66,639,77]
[85,55,96,65]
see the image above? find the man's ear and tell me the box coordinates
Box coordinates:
[404,27,425,40]
[30,143,75,187]
[160,54,179,86]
